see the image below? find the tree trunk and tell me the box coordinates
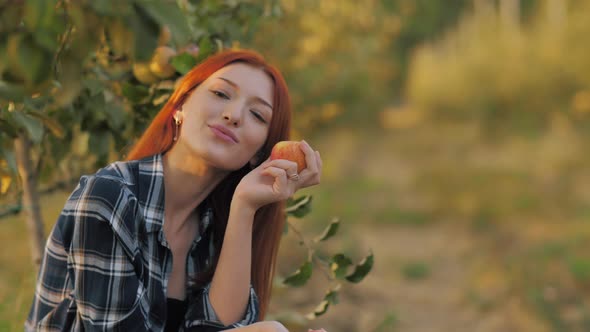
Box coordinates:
[14,134,45,267]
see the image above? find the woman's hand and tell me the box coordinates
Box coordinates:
[233,140,322,212]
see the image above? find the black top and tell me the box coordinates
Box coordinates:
[165,298,188,332]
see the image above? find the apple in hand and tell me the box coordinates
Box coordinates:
[270,141,307,172]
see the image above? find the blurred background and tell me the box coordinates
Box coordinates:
[2,0,590,331]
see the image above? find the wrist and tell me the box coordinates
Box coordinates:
[229,198,257,223]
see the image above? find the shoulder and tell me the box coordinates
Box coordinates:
[60,159,146,227]
[57,160,146,255]
[95,159,141,187]
[73,159,141,202]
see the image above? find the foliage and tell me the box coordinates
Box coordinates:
[407,1,590,140]
[0,0,280,194]
[252,0,472,135]
[283,195,373,320]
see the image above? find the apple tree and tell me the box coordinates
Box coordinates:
[0,0,279,264]
[0,0,371,322]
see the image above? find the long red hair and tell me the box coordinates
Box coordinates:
[126,49,291,319]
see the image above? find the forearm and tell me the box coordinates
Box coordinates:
[209,200,256,325]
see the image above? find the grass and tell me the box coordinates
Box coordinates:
[0,190,68,331]
[373,312,398,332]
[401,262,430,281]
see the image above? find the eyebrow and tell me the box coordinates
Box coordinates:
[217,77,274,110]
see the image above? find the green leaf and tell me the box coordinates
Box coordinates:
[122,82,150,103]
[306,285,341,319]
[324,287,340,305]
[23,95,52,110]
[89,0,132,16]
[33,28,60,52]
[83,79,105,96]
[283,260,312,287]
[331,254,353,279]
[345,251,374,283]
[0,81,25,102]
[129,6,159,62]
[15,35,52,85]
[0,150,17,175]
[24,96,64,138]
[314,218,340,242]
[136,0,191,47]
[104,103,127,130]
[170,53,198,75]
[11,111,44,143]
[285,195,312,218]
[306,300,329,320]
[196,37,214,62]
[23,0,50,31]
[25,109,64,138]
[0,119,19,138]
[89,131,111,166]
[286,195,310,207]
[52,59,83,107]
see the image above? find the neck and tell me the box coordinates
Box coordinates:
[162,142,228,231]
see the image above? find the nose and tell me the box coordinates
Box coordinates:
[222,103,243,127]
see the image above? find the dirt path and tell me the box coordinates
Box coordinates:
[272,222,550,332]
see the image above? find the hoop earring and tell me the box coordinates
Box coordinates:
[173,111,183,141]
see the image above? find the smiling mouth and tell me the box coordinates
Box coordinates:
[209,125,238,143]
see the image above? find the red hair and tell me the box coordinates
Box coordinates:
[126,49,291,319]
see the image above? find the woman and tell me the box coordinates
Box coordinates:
[26,49,326,332]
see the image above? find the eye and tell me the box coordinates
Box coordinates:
[211,90,230,99]
[250,110,267,123]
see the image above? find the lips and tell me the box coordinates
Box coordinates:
[208,124,239,143]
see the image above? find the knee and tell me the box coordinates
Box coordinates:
[262,321,289,332]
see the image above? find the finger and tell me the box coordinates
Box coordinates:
[300,140,318,174]
[315,150,322,172]
[257,157,272,168]
[261,166,296,197]
[299,144,321,185]
[260,166,288,182]
[264,159,299,177]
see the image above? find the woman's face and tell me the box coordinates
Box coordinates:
[177,63,274,171]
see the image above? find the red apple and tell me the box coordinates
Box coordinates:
[270,141,307,172]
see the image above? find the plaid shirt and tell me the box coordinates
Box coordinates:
[26,154,259,331]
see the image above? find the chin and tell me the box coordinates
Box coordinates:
[208,153,250,172]
[186,140,252,171]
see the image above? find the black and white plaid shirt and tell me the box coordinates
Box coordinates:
[26,154,259,331]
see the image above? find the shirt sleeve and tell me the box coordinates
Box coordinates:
[26,175,150,332]
[184,283,259,330]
